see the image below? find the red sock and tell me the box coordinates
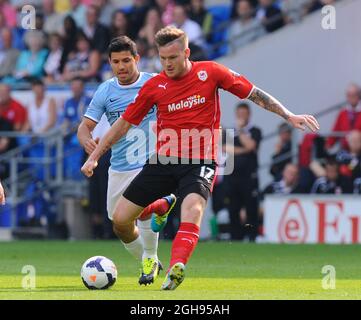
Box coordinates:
[169,222,200,268]
[139,198,170,220]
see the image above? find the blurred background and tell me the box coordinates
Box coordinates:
[0,0,360,244]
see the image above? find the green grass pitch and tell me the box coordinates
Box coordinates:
[0,241,360,300]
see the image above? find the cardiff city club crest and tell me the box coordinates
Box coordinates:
[197,70,208,81]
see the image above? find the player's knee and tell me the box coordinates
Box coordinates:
[187,204,203,218]
[112,211,129,227]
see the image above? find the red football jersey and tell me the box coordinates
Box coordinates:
[122,61,254,160]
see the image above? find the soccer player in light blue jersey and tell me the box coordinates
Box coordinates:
[77,36,176,286]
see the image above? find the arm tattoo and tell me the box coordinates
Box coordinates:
[248,87,292,121]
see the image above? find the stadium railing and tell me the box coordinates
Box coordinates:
[0,126,86,238]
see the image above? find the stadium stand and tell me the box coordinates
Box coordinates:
[0,0,357,242]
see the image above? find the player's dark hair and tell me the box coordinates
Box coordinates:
[108,36,138,58]
[155,26,188,49]
[236,102,250,111]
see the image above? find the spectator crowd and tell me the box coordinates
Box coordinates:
[0,0,340,85]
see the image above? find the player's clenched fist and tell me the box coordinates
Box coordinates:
[83,137,100,155]
[81,158,98,177]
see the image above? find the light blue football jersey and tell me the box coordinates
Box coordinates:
[84,72,157,172]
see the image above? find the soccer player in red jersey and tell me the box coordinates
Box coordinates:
[81,27,320,290]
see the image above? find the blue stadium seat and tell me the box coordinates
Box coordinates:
[63,134,84,181]
[207,5,231,59]
[27,141,56,181]
[0,202,12,227]
[16,182,57,227]
[16,182,42,226]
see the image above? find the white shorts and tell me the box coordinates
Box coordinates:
[107,167,143,220]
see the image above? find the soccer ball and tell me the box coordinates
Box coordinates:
[81,256,117,290]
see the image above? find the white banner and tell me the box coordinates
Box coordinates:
[264,195,361,244]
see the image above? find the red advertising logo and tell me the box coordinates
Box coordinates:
[278,199,309,243]
[315,200,360,243]
[315,201,343,243]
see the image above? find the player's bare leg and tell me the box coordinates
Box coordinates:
[161,193,206,290]
[112,195,143,239]
[111,196,154,285]
[112,197,143,273]
[112,195,166,285]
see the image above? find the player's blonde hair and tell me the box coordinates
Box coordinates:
[155,26,188,50]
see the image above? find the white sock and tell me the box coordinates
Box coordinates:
[122,236,143,261]
[138,218,159,260]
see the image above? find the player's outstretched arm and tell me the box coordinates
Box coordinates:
[248,87,320,132]
[81,117,131,177]
[0,181,5,205]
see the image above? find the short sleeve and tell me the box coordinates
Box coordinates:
[84,85,106,123]
[122,83,155,126]
[212,62,254,99]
